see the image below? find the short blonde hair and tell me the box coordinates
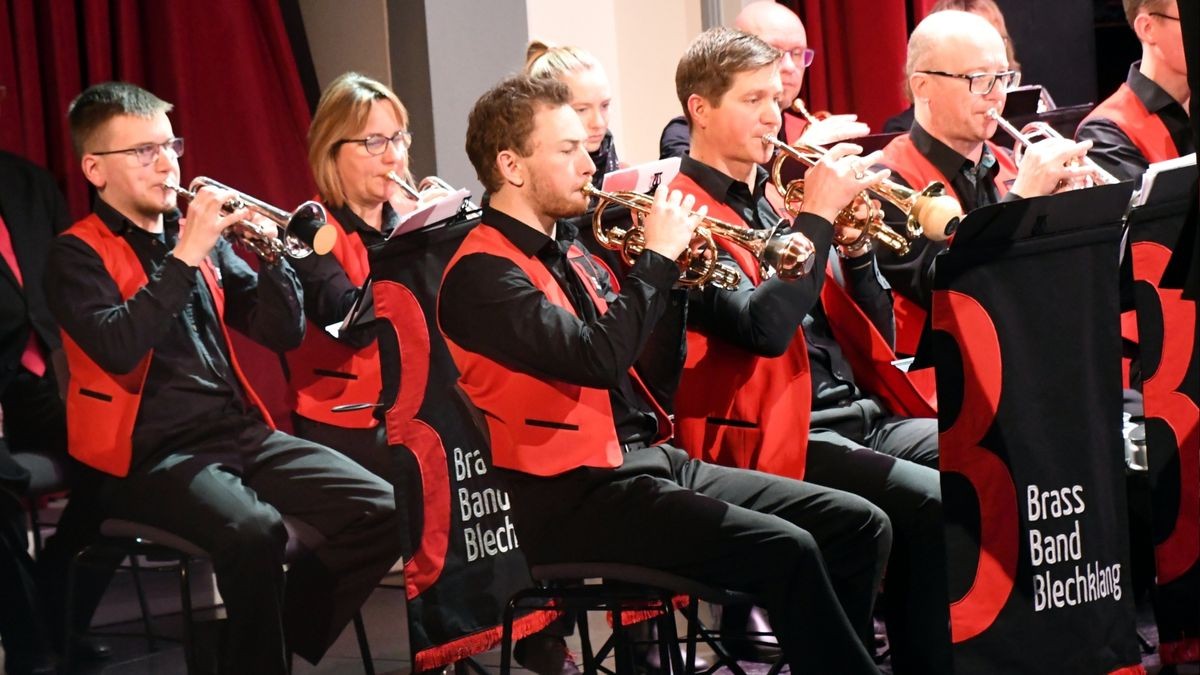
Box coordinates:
[308,72,409,208]
[523,41,599,81]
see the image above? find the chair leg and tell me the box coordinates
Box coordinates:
[657,596,683,675]
[612,605,636,675]
[499,596,518,675]
[29,499,44,556]
[62,547,86,674]
[353,611,375,675]
[576,607,596,675]
[129,553,159,652]
[178,557,199,674]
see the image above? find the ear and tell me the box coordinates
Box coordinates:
[909,73,930,103]
[495,149,524,188]
[686,93,710,129]
[1132,12,1155,44]
[80,155,105,190]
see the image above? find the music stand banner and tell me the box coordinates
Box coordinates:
[366,216,553,670]
[1126,163,1200,665]
[928,184,1143,674]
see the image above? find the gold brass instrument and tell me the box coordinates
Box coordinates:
[764,135,963,254]
[583,183,815,289]
[164,177,336,263]
[986,108,1119,188]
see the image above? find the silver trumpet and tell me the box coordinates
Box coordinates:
[165,177,336,263]
[986,109,1119,188]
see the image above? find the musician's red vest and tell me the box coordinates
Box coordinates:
[439,223,670,477]
[284,208,381,428]
[60,214,273,477]
[879,133,1018,355]
[1080,83,1180,166]
[669,172,814,480]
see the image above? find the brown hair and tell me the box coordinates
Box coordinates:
[465,74,572,194]
[524,40,599,81]
[675,27,781,125]
[67,82,172,157]
[1123,0,1171,29]
[308,72,410,208]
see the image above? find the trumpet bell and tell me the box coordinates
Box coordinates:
[287,202,338,256]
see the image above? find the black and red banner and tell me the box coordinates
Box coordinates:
[1126,164,1200,666]
[927,183,1144,674]
[367,216,553,670]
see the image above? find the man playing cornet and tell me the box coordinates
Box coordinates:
[44,82,403,674]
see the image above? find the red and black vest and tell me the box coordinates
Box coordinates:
[439,223,671,477]
[284,208,381,428]
[879,133,1018,356]
[669,172,814,480]
[1080,83,1180,166]
[60,215,273,477]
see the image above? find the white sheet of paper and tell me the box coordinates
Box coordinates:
[388,189,471,239]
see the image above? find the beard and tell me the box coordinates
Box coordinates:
[529,171,588,221]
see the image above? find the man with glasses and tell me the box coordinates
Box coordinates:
[43,81,403,675]
[658,0,869,159]
[1077,0,1193,180]
[872,10,1095,314]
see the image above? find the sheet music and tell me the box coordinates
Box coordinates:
[332,281,375,337]
[388,188,471,239]
[1131,152,1196,208]
[601,157,681,193]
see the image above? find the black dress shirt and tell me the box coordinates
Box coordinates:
[678,156,893,411]
[289,202,398,350]
[45,199,305,468]
[874,121,1017,309]
[438,206,681,445]
[1076,62,1195,181]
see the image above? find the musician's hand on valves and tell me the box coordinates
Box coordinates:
[835,197,882,258]
[173,186,249,267]
[798,113,871,147]
[1010,138,1095,197]
[642,185,706,262]
[798,144,889,224]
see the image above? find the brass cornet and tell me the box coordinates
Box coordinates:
[583,183,815,290]
[165,177,336,264]
[764,135,962,255]
[986,109,1119,188]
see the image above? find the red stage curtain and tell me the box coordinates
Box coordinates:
[0,0,317,430]
[782,0,911,131]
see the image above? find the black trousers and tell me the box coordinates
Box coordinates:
[1,368,68,665]
[96,416,402,674]
[499,445,891,675]
[292,414,421,558]
[807,398,951,675]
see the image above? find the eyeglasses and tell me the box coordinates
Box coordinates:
[781,48,815,68]
[338,130,413,156]
[1149,11,1180,21]
[917,69,1021,95]
[91,137,185,166]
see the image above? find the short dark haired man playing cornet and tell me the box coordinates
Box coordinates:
[45,82,403,675]
[440,73,890,674]
[667,27,951,675]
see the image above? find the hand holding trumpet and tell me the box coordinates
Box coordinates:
[1009,137,1104,197]
[641,185,707,262]
[796,143,890,224]
[173,184,251,267]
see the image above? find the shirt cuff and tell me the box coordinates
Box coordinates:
[630,250,683,290]
[790,212,835,254]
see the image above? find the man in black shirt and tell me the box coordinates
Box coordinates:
[440,74,889,674]
[670,28,949,675]
[44,82,401,675]
[1076,0,1193,180]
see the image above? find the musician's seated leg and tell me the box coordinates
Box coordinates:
[498,445,890,675]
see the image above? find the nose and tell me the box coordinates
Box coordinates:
[154,144,177,172]
[580,147,596,177]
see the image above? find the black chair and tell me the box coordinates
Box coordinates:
[65,515,375,674]
[500,562,782,675]
[11,449,68,554]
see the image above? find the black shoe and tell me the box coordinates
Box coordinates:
[4,652,58,675]
[513,634,580,675]
[718,605,781,664]
[70,637,112,662]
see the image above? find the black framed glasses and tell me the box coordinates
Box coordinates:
[1149,11,1180,21]
[91,137,185,166]
[916,69,1021,95]
[338,130,412,156]
[781,48,815,68]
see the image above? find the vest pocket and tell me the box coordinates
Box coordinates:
[313,368,358,380]
[78,388,114,402]
[524,419,580,431]
[705,416,757,428]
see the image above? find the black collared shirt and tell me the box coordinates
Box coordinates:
[438,206,681,445]
[874,121,1016,309]
[679,155,893,410]
[1077,62,1195,181]
[289,201,399,349]
[45,199,305,469]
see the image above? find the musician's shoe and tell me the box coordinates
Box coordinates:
[70,637,112,662]
[718,606,781,664]
[513,634,580,675]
